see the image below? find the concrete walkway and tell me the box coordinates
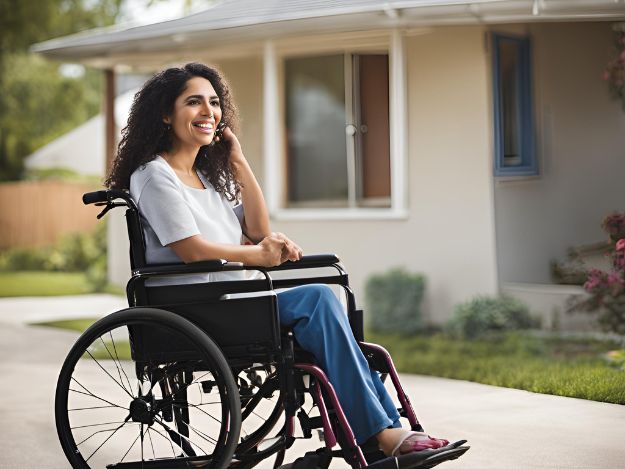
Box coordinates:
[1,295,624,468]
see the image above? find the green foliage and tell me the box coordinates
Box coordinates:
[0,271,92,296]
[0,53,103,180]
[365,268,426,335]
[367,330,625,404]
[0,223,107,291]
[0,0,124,181]
[447,295,540,339]
[24,167,102,185]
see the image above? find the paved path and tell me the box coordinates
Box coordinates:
[1,296,624,468]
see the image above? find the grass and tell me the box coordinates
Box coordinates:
[367,331,625,405]
[34,317,100,333]
[0,271,92,296]
[34,317,131,360]
[0,271,124,297]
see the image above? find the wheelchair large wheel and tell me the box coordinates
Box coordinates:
[55,308,241,469]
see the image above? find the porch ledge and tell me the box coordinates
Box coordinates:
[501,282,586,296]
[271,208,409,221]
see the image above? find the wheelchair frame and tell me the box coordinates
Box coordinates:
[54,189,468,469]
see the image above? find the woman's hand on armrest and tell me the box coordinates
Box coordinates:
[168,234,286,267]
[270,232,303,263]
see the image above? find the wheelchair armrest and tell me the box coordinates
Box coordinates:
[265,254,341,272]
[132,259,228,277]
[132,254,341,282]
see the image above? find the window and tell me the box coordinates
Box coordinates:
[492,33,537,177]
[284,53,391,208]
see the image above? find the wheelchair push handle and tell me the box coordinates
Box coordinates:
[83,189,138,219]
[83,189,135,206]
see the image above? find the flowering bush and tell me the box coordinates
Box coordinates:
[571,219,625,334]
[603,25,625,110]
[602,212,625,241]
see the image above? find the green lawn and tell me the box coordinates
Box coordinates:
[367,331,625,405]
[34,317,131,360]
[0,271,92,296]
[0,271,124,297]
[35,317,100,333]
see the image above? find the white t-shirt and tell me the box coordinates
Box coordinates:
[129,155,244,285]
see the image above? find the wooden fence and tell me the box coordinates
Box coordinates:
[0,180,102,249]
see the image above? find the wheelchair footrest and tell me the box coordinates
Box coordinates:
[278,449,333,469]
[392,442,470,469]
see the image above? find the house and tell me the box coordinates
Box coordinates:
[24,114,106,177]
[33,0,625,329]
[24,80,145,177]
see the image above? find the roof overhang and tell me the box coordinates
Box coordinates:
[32,0,625,69]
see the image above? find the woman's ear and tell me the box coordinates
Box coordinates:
[163,116,171,125]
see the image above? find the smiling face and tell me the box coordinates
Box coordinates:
[164,76,222,152]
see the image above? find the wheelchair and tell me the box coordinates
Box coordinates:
[55,189,469,469]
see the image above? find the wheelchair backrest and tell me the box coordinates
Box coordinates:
[125,205,148,271]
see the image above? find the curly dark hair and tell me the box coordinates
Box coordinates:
[105,63,240,200]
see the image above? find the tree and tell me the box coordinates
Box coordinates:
[0,0,124,181]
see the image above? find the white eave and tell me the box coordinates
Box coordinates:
[31,0,625,68]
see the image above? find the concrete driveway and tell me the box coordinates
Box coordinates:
[1,295,624,468]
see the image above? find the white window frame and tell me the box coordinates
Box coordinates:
[263,30,408,221]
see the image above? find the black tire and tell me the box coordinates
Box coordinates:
[55,307,241,469]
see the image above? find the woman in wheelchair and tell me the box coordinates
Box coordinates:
[69,62,468,468]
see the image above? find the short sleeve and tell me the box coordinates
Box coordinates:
[232,203,244,226]
[136,171,200,246]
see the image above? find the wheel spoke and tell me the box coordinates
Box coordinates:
[155,416,208,456]
[71,421,129,430]
[85,349,134,399]
[78,421,126,449]
[147,425,179,458]
[70,379,128,410]
[101,331,134,395]
[174,401,222,426]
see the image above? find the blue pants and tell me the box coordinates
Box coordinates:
[276,284,401,443]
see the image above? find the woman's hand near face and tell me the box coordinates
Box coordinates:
[218,126,245,165]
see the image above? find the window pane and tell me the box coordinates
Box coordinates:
[498,40,522,167]
[285,55,348,205]
[357,54,391,205]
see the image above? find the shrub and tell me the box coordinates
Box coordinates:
[0,223,108,292]
[447,295,540,339]
[365,268,426,335]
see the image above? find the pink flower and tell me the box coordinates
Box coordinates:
[607,271,624,286]
[603,70,611,81]
[617,239,625,251]
[584,269,606,293]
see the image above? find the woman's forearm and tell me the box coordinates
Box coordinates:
[232,157,271,242]
[169,234,284,267]
[169,235,263,264]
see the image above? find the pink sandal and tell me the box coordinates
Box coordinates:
[391,431,450,456]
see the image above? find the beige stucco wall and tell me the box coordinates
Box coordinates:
[494,22,625,285]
